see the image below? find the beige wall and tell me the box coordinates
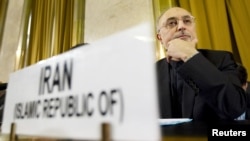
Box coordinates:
[0,0,154,83]
[84,0,154,43]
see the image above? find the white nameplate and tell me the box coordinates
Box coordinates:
[2,22,161,141]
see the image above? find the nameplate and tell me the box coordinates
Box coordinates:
[2,22,160,141]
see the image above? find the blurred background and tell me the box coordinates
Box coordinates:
[0,0,249,83]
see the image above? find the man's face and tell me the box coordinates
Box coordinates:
[157,7,197,47]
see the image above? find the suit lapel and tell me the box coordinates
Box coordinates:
[158,60,173,118]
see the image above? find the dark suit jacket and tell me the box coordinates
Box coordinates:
[156,49,246,120]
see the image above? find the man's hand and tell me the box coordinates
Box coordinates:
[165,38,198,62]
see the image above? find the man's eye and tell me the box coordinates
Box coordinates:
[183,19,192,24]
[167,20,177,26]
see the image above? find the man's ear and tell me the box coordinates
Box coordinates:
[157,34,162,40]
[242,82,248,91]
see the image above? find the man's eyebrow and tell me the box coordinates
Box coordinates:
[166,17,177,20]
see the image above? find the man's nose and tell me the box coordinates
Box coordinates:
[177,20,186,31]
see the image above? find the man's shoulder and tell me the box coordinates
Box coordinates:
[156,58,171,73]
[198,49,233,55]
[197,49,235,66]
[197,49,234,60]
[156,58,167,67]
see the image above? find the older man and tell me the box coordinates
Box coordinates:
[156,7,246,120]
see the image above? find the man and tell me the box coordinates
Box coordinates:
[235,63,250,120]
[156,7,246,120]
[236,63,248,91]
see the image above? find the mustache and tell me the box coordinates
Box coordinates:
[173,31,191,39]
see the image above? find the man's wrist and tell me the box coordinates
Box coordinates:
[183,51,199,62]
